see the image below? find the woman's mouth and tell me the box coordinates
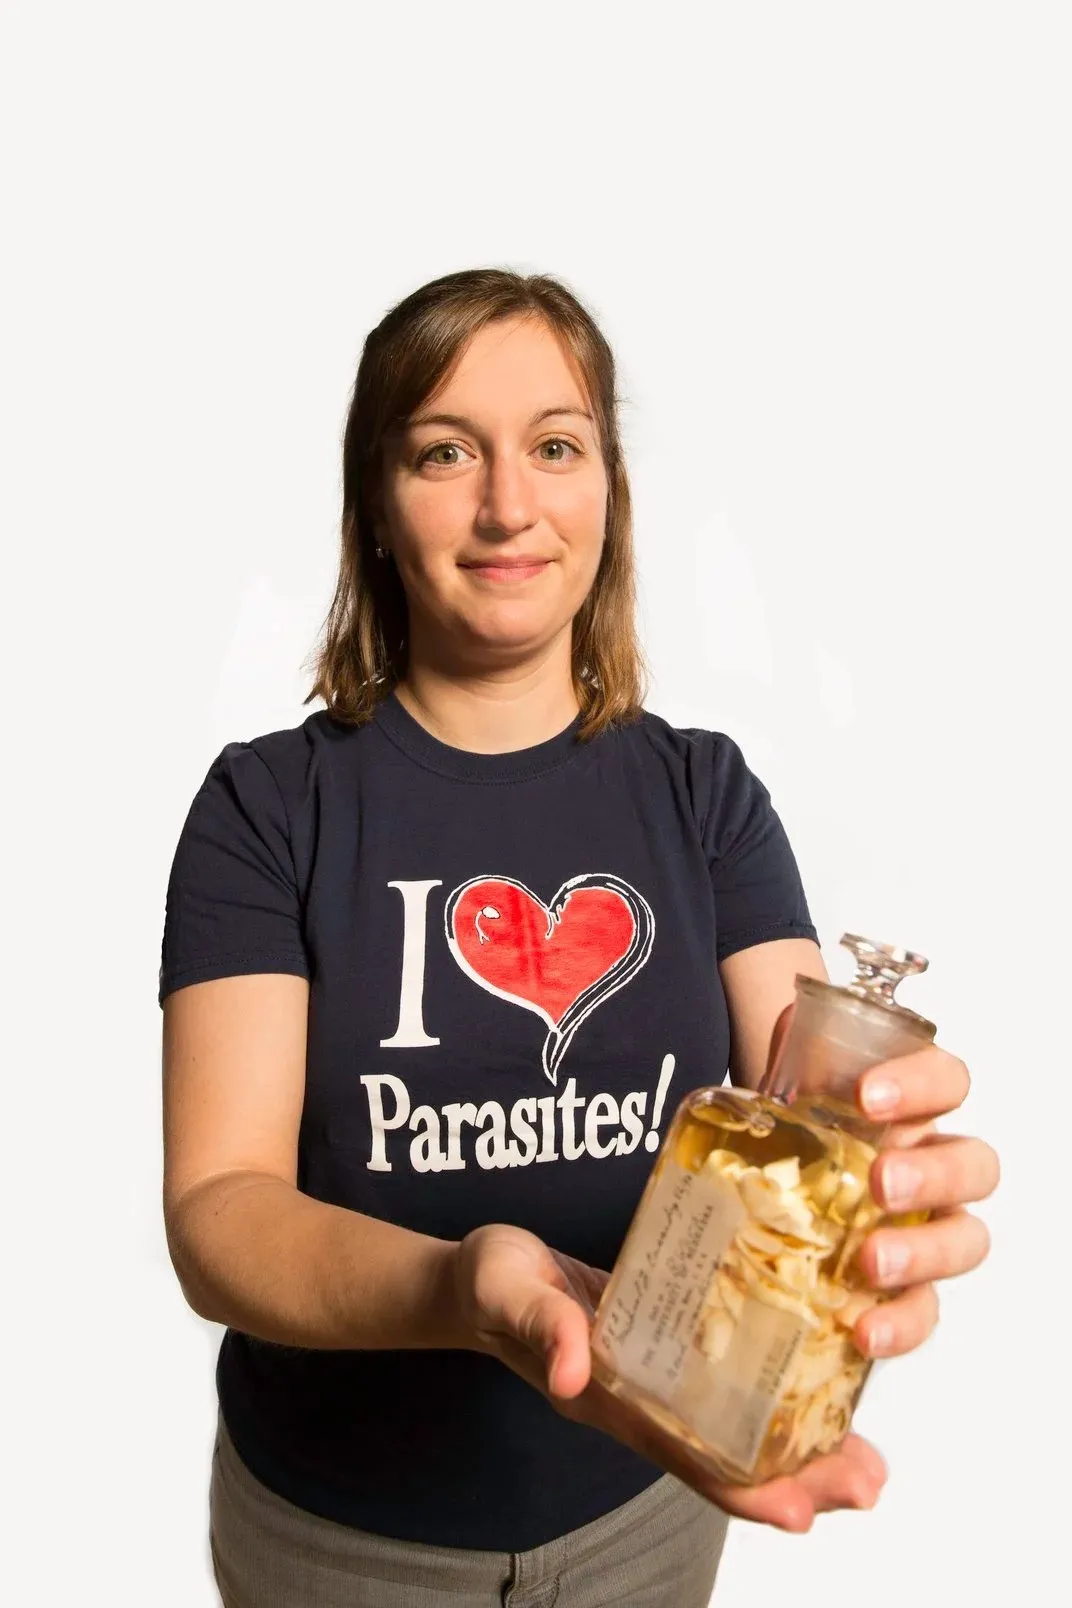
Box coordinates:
[459,557,551,584]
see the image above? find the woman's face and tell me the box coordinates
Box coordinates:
[377,315,608,670]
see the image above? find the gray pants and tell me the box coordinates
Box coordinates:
[209,1413,730,1607]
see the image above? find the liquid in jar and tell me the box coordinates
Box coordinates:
[589,934,936,1486]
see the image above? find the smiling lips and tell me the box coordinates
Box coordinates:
[459,556,551,583]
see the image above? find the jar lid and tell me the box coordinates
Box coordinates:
[822,932,936,1034]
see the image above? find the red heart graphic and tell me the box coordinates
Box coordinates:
[447,877,637,1026]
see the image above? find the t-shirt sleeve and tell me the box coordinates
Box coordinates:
[697,732,819,963]
[158,741,311,1005]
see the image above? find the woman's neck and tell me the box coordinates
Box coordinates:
[394,638,580,755]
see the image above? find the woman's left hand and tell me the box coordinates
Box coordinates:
[846,1046,1000,1360]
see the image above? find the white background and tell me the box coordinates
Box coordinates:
[2,2,1067,1604]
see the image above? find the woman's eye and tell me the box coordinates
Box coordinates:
[538,437,581,462]
[418,441,471,468]
[416,436,582,469]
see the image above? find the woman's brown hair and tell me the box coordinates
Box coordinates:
[306,267,646,738]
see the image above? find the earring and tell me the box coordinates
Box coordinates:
[375,544,387,559]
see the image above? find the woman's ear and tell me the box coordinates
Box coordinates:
[365,485,389,555]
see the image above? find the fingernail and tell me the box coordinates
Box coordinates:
[882,1161,922,1210]
[875,1241,910,1282]
[867,1320,895,1356]
[861,1077,899,1115]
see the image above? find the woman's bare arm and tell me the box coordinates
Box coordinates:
[162,973,465,1351]
[718,937,828,1088]
[162,963,893,1527]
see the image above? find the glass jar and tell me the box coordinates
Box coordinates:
[589,933,936,1486]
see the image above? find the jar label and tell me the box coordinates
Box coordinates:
[594,1156,809,1476]
[595,1156,746,1391]
[687,1286,808,1474]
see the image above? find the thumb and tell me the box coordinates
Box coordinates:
[511,1282,593,1399]
[766,1000,796,1079]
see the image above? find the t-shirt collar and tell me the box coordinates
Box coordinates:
[372,691,587,783]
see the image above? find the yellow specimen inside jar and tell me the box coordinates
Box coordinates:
[673,1089,902,1481]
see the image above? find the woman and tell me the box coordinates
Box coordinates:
[160,268,999,1607]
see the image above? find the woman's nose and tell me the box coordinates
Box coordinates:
[475,454,538,538]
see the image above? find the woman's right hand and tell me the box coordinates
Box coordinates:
[451,1223,888,1534]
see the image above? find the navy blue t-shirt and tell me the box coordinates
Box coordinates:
[158,694,817,1550]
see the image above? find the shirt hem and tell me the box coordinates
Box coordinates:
[215,1353,665,1553]
[158,952,310,1006]
[716,922,819,963]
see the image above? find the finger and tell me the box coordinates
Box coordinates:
[577,1383,817,1531]
[707,1435,885,1527]
[501,1283,594,1399]
[552,1252,610,1322]
[858,1210,992,1292]
[852,1280,940,1358]
[839,1433,889,1486]
[544,1299,594,1398]
[711,1475,816,1532]
[493,1331,557,1396]
[871,1135,1001,1214]
[793,1434,888,1511]
[567,1381,884,1532]
[765,1002,796,1077]
[857,1046,970,1124]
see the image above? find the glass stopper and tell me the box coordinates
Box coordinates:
[839,932,929,1010]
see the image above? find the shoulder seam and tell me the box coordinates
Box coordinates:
[245,741,298,849]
